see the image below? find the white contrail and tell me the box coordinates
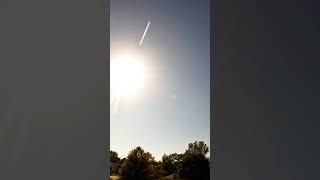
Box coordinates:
[139,21,150,46]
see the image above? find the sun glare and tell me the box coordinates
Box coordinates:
[111,54,146,97]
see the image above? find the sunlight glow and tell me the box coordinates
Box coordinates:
[111,54,146,97]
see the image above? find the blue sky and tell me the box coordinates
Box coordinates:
[110,0,210,160]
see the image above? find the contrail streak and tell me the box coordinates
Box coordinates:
[139,21,150,46]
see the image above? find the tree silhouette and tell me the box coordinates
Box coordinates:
[185,141,209,156]
[178,153,210,180]
[110,150,120,163]
[161,154,175,175]
[177,141,210,180]
[120,146,155,180]
[161,153,182,175]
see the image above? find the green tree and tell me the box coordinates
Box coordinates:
[161,153,183,174]
[161,154,175,174]
[177,141,210,180]
[120,146,155,180]
[185,141,209,156]
[178,153,210,180]
[110,150,120,163]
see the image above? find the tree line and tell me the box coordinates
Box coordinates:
[110,141,210,180]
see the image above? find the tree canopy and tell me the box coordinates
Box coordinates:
[178,153,210,180]
[110,141,211,180]
[185,141,209,157]
[161,153,183,174]
[177,141,210,180]
[110,150,120,163]
[120,146,155,180]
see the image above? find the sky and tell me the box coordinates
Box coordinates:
[110,0,210,160]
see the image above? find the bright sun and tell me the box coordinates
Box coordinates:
[111,53,146,97]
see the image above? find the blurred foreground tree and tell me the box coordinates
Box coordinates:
[120,146,155,180]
